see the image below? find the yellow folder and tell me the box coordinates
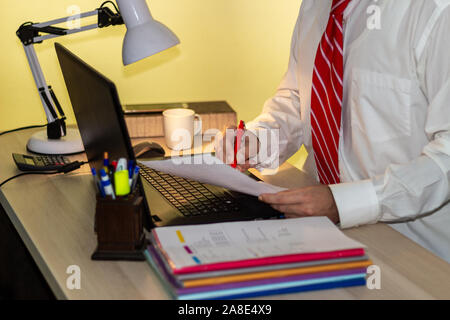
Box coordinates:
[183,260,372,288]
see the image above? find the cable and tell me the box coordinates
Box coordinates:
[0,161,88,188]
[100,1,120,13]
[0,124,48,136]
[58,161,88,173]
[0,171,60,188]
[19,21,33,28]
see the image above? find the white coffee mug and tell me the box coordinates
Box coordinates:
[163,108,202,150]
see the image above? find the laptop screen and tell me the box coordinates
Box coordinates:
[54,42,135,171]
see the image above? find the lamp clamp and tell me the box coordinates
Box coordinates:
[17,23,67,46]
[97,6,124,28]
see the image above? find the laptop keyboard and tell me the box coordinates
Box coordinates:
[139,165,241,217]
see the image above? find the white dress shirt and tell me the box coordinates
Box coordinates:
[246,0,450,262]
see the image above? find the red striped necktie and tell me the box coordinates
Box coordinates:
[311,0,351,185]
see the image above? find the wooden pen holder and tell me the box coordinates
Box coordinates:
[91,191,147,261]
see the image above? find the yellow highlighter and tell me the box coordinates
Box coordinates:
[114,170,131,196]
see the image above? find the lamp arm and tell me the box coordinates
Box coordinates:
[16,4,124,140]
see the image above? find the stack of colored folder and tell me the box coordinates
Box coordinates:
[145,217,371,300]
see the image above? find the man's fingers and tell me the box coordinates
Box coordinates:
[259,189,305,205]
[224,136,235,164]
[244,132,259,159]
[236,131,259,164]
[214,131,225,161]
[214,125,260,168]
[223,126,237,164]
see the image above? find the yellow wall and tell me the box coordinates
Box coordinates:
[0,0,306,168]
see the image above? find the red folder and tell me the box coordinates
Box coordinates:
[163,246,366,275]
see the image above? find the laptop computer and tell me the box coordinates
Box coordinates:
[54,42,282,228]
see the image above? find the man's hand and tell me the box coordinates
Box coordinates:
[259,185,340,224]
[214,125,260,172]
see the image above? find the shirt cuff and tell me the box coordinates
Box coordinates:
[329,179,381,229]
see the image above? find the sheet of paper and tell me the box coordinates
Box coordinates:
[140,154,287,197]
[153,217,366,269]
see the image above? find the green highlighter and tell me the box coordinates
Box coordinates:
[114,170,131,196]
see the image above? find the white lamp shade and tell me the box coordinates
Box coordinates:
[117,0,180,65]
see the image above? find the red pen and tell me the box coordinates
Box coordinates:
[232,120,246,168]
[111,160,118,171]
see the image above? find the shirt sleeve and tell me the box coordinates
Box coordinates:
[331,7,450,228]
[245,7,305,168]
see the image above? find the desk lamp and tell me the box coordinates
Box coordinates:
[16,0,180,155]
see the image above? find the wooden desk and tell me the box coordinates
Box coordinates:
[1,129,449,300]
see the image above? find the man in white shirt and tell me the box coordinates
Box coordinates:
[215,0,450,262]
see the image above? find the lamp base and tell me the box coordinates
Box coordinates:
[27,128,85,155]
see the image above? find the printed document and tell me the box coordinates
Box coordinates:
[140,154,286,197]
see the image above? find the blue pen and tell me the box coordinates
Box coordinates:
[130,165,140,191]
[128,160,135,175]
[91,168,106,198]
[128,160,135,185]
[100,168,116,200]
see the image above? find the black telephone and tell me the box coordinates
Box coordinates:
[12,153,73,172]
